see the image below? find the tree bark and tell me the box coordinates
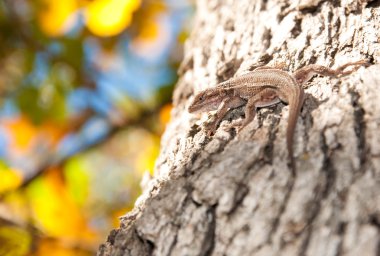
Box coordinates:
[98,0,380,255]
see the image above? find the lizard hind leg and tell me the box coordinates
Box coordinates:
[293,59,369,85]
[335,59,370,76]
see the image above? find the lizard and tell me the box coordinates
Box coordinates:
[188,59,369,169]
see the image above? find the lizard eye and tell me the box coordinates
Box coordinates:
[199,96,203,101]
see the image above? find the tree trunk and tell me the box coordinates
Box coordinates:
[98,1,380,255]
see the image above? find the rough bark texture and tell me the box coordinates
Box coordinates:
[98,0,380,255]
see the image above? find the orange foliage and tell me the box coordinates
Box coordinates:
[137,19,159,40]
[4,116,37,150]
[159,103,172,126]
[135,1,166,42]
[3,116,66,152]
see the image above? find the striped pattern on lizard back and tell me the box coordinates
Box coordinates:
[217,69,299,101]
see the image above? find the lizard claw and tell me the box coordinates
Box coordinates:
[224,119,248,133]
[234,124,247,134]
[204,120,218,136]
[206,129,215,137]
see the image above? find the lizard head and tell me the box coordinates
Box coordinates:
[188,88,226,113]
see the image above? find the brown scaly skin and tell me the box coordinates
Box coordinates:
[188,60,369,170]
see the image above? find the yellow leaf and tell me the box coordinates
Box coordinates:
[38,0,78,37]
[0,165,23,194]
[33,238,92,256]
[64,156,90,206]
[26,168,97,244]
[0,225,31,256]
[85,0,141,37]
[135,132,160,176]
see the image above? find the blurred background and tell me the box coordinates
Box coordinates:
[0,0,193,255]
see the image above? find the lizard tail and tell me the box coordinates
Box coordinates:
[286,85,305,171]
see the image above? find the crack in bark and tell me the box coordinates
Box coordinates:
[368,214,380,256]
[166,188,192,256]
[298,2,323,14]
[320,128,337,199]
[268,173,296,246]
[290,16,302,38]
[298,132,336,256]
[335,221,347,256]
[262,106,281,164]
[301,100,313,155]
[185,133,235,178]
[225,159,267,220]
[166,226,179,256]
[226,183,249,216]
[134,229,155,256]
[325,11,334,59]
[349,89,367,171]
[369,214,380,229]
[367,0,380,8]
[200,206,217,256]
[297,197,321,256]
[219,108,284,217]
[165,184,218,256]
[262,28,273,49]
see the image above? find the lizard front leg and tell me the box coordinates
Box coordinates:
[233,88,279,132]
[205,96,246,136]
